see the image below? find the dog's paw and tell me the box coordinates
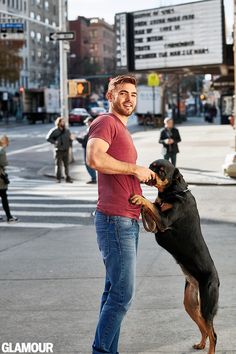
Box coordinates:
[129,194,145,206]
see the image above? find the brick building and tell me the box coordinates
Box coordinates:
[68,16,115,78]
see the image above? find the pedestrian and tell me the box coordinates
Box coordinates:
[46,117,74,183]
[0,135,18,223]
[159,116,181,166]
[86,75,156,354]
[76,117,97,184]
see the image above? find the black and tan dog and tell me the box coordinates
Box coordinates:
[130,159,219,354]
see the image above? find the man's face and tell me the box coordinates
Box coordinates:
[108,83,137,117]
[166,119,174,129]
[59,119,65,129]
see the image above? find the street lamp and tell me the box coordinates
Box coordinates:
[234,0,236,149]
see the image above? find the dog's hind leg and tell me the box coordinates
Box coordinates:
[183,280,208,350]
[205,322,217,354]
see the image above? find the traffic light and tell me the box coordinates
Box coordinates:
[68,80,91,97]
[200,94,206,101]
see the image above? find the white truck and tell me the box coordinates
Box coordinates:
[136,85,163,126]
[22,88,60,124]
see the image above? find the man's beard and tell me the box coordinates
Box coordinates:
[112,102,135,117]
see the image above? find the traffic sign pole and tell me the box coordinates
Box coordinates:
[59,0,69,125]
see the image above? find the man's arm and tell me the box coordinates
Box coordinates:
[159,129,168,144]
[46,129,57,144]
[175,129,181,143]
[86,138,155,182]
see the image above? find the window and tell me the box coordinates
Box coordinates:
[36,14,41,21]
[90,30,97,38]
[45,18,49,25]
[37,50,42,57]
[30,30,35,38]
[30,12,35,19]
[44,1,49,9]
[36,32,41,41]
[45,35,49,42]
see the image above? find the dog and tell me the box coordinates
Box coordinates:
[130,159,219,354]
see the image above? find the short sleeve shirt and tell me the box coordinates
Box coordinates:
[88,113,142,219]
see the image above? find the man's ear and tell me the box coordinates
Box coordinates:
[106,90,112,102]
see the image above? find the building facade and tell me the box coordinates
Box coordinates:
[68,16,115,78]
[0,0,61,94]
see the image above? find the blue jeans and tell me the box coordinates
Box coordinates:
[84,149,97,181]
[163,152,177,167]
[92,211,139,354]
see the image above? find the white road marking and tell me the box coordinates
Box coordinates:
[8,143,50,156]
[11,203,97,208]
[9,211,92,217]
[0,222,81,229]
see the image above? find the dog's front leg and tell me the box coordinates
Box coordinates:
[130,195,164,232]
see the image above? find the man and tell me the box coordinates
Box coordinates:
[46,117,73,183]
[159,116,181,166]
[86,75,155,354]
[76,117,97,184]
[0,135,18,223]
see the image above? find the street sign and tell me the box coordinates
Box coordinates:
[49,31,75,41]
[147,73,160,87]
[0,23,24,33]
[0,22,24,39]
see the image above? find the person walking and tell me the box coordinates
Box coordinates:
[86,75,156,354]
[159,116,181,166]
[46,117,74,183]
[76,117,97,184]
[0,135,18,223]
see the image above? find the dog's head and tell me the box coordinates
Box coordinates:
[147,159,187,191]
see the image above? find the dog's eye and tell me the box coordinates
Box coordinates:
[158,167,166,180]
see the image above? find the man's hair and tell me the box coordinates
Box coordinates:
[55,116,65,127]
[107,75,137,93]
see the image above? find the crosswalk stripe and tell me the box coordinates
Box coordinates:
[0,222,81,229]
[0,177,168,229]
[10,203,97,208]
[11,211,93,217]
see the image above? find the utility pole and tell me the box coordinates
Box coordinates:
[234,0,236,150]
[59,0,69,125]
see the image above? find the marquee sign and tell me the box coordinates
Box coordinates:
[115,0,224,71]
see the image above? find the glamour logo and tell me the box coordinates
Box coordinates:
[1,343,54,353]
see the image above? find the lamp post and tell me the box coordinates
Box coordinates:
[59,0,69,125]
[234,0,236,150]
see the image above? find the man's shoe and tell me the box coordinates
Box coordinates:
[57,179,61,183]
[66,177,73,183]
[7,216,19,223]
[0,216,4,222]
[86,180,97,184]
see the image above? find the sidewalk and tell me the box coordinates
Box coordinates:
[1,223,235,353]
[42,117,236,185]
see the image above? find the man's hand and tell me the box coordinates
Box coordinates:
[134,166,156,183]
[169,138,174,144]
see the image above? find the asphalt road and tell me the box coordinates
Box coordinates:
[0,118,236,353]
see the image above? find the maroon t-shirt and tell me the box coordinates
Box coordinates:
[88,113,142,220]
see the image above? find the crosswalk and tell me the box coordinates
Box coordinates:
[0,177,160,229]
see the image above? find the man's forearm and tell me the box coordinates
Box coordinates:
[87,151,137,176]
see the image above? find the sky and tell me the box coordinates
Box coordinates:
[68,0,233,39]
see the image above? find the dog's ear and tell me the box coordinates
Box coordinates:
[173,168,181,182]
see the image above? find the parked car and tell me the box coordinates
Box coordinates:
[90,107,107,118]
[69,108,90,125]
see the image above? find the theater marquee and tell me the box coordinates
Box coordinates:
[115,0,225,71]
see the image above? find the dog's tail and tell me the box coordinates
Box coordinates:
[199,269,220,323]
